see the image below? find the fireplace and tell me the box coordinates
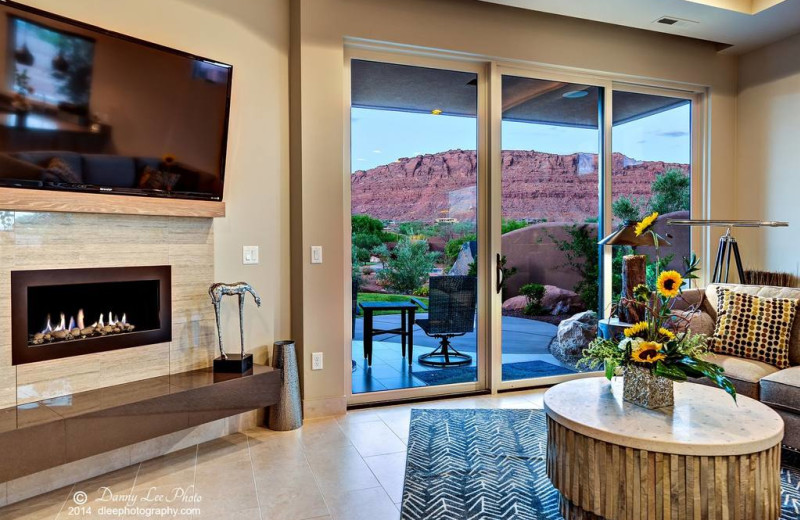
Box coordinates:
[11,266,171,365]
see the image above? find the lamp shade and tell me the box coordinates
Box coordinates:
[598,223,671,247]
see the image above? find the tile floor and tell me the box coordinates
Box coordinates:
[2,388,548,520]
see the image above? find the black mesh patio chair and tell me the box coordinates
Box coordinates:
[412,275,477,367]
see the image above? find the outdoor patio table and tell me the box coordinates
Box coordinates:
[359,301,416,366]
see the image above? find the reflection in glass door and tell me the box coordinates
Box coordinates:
[610,90,693,305]
[498,75,602,383]
[349,59,481,396]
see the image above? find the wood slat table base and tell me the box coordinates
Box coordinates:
[546,416,782,520]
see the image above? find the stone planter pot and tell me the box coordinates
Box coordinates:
[623,365,674,409]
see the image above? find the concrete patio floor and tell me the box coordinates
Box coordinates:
[351,314,579,394]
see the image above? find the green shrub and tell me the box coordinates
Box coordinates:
[502,218,528,234]
[650,169,690,215]
[412,285,429,297]
[351,214,384,235]
[353,245,372,263]
[375,238,439,294]
[612,196,644,223]
[520,283,546,315]
[445,233,476,260]
[552,225,599,311]
[467,255,516,289]
[352,232,383,253]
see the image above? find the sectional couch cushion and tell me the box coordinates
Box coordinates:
[706,283,800,365]
[82,155,137,187]
[11,151,83,180]
[760,366,800,414]
[696,352,780,399]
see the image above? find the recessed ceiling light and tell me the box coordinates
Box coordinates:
[562,90,588,99]
[431,109,443,115]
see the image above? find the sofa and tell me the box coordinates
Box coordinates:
[0,150,221,194]
[678,283,800,451]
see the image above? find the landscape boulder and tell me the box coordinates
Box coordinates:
[541,286,582,314]
[502,295,527,312]
[552,310,598,367]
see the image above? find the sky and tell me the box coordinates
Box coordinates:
[351,103,691,172]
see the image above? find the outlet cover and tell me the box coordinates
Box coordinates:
[312,352,323,370]
[311,246,323,264]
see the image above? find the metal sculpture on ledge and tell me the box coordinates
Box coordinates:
[209,282,262,373]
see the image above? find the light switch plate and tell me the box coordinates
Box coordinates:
[243,246,259,265]
[311,246,323,264]
[312,352,323,370]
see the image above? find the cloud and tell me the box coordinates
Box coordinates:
[655,130,689,138]
[373,149,382,154]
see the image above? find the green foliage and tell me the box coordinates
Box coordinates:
[612,196,645,223]
[351,214,384,235]
[352,232,383,253]
[520,283,546,316]
[356,293,428,315]
[352,246,371,263]
[397,221,428,237]
[649,169,690,215]
[501,218,528,234]
[445,234,476,261]
[552,225,599,311]
[351,245,362,282]
[374,238,439,294]
[412,285,429,297]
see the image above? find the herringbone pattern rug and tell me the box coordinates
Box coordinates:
[401,408,800,520]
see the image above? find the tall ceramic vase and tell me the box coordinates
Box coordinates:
[623,365,674,409]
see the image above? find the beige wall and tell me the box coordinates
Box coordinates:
[736,32,800,278]
[13,0,291,377]
[292,0,738,414]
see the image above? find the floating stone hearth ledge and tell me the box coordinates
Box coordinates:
[0,365,280,483]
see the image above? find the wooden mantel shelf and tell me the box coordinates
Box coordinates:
[0,187,225,218]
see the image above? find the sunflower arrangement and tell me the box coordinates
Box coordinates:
[579,212,737,401]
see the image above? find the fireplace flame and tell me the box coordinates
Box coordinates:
[56,313,66,332]
[121,313,127,325]
[77,309,84,330]
[42,314,53,333]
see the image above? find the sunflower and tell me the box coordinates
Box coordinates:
[631,341,666,364]
[658,327,675,340]
[634,212,659,236]
[623,321,649,338]
[656,270,683,298]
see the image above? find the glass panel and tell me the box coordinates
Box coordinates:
[350,60,479,394]
[500,75,601,381]
[610,91,692,314]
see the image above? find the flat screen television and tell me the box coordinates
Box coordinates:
[0,1,232,201]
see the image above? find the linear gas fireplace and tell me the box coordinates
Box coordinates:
[11,266,171,365]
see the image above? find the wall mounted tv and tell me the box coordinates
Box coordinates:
[0,1,231,201]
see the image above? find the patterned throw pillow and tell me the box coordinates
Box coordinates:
[43,157,81,184]
[712,287,798,368]
[139,165,180,191]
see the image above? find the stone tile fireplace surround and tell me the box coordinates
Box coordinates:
[0,210,257,506]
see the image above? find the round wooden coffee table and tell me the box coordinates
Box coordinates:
[544,378,784,520]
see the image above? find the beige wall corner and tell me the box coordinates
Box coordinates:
[736,32,800,278]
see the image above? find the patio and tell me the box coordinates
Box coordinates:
[352,313,576,393]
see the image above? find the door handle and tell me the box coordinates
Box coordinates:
[496,253,503,294]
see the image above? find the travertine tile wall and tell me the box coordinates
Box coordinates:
[0,210,217,407]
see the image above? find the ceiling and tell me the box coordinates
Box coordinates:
[478,0,800,54]
[352,60,688,127]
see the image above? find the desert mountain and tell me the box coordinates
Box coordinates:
[351,149,689,223]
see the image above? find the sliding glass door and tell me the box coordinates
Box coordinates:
[348,56,487,402]
[497,73,604,386]
[345,50,705,402]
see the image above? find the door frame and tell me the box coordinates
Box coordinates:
[343,42,710,403]
[344,47,491,405]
